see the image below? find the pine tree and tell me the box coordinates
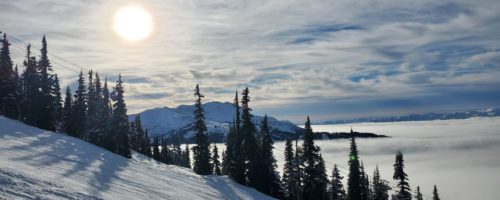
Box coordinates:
[432,185,440,200]
[224,91,246,184]
[359,162,370,200]
[11,65,22,120]
[191,84,212,175]
[153,137,161,161]
[72,71,87,139]
[260,115,282,197]
[282,138,296,200]
[240,87,261,187]
[372,166,390,200]
[0,33,15,118]
[96,77,112,148]
[87,70,99,143]
[36,35,57,131]
[183,144,191,168]
[414,186,423,200]
[134,114,147,154]
[52,75,63,131]
[302,116,328,200]
[21,44,38,125]
[110,74,131,158]
[144,129,153,157]
[347,133,362,200]
[160,139,171,164]
[330,164,346,200]
[62,87,73,134]
[393,151,411,200]
[170,137,183,166]
[212,144,222,175]
[292,140,304,200]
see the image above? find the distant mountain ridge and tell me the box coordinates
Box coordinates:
[129,101,303,143]
[317,108,500,125]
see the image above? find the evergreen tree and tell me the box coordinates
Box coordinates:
[62,87,73,134]
[393,151,411,200]
[183,144,191,168]
[134,114,148,154]
[160,139,171,164]
[36,36,57,131]
[330,164,346,200]
[96,77,112,148]
[372,166,390,200]
[144,129,153,157]
[432,185,440,200]
[240,87,261,187]
[347,133,362,200]
[282,138,296,200]
[292,139,304,200]
[21,44,38,125]
[359,162,370,200]
[170,137,183,166]
[212,144,222,175]
[110,74,131,158]
[260,115,282,197]
[414,186,423,200]
[302,116,328,200]
[221,150,227,174]
[224,91,246,184]
[72,71,87,139]
[191,84,212,175]
[0,33,16,118]
[11,65,22,120]
[52,75,63,131]
[153,137,161,161]
[86,70,99,143]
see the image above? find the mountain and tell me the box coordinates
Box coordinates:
[0,116,274,199]
[317,108,500,124]
[129,101,302,143]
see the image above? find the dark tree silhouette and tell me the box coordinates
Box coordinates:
[191,84,212,175]
[330,164,346,200]
[347,132,362,200]
[393,151,411,200]
[433,185,440,200]
[110,74,131,158]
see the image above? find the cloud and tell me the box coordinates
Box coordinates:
[1,0,499,119]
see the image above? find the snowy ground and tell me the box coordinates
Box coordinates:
[278,117,500,200]
[0,116,273,200]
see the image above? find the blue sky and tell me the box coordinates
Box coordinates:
[1,0,500,123]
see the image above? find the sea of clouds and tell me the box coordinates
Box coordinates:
[270,117,500,199]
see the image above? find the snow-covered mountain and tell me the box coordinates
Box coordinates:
[318,108,500,125]
[129,102,302,142]
[0,116,274,199]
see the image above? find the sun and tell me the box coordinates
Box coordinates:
[113,5,153,41]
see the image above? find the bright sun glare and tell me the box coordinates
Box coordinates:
[113,5,153,41]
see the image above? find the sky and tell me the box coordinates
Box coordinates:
[1,0,500,123]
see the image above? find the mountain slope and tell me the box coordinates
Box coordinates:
[0,116,274,200]
[318,108,500,124]
[130,102,302,142]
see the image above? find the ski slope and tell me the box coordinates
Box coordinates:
[0,116,273,200]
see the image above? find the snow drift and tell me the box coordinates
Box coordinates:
[0,116,273,199]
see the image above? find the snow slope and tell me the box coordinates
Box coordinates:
[129,102,301,141]
[0,116,274,200]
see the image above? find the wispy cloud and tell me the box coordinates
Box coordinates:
[1,0,499,122]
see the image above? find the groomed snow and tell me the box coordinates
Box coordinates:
[0,116,274,200]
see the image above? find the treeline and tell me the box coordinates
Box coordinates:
[0,34,141,158]
[187,85,442,200]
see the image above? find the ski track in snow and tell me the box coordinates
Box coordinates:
[0,116,274,200]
